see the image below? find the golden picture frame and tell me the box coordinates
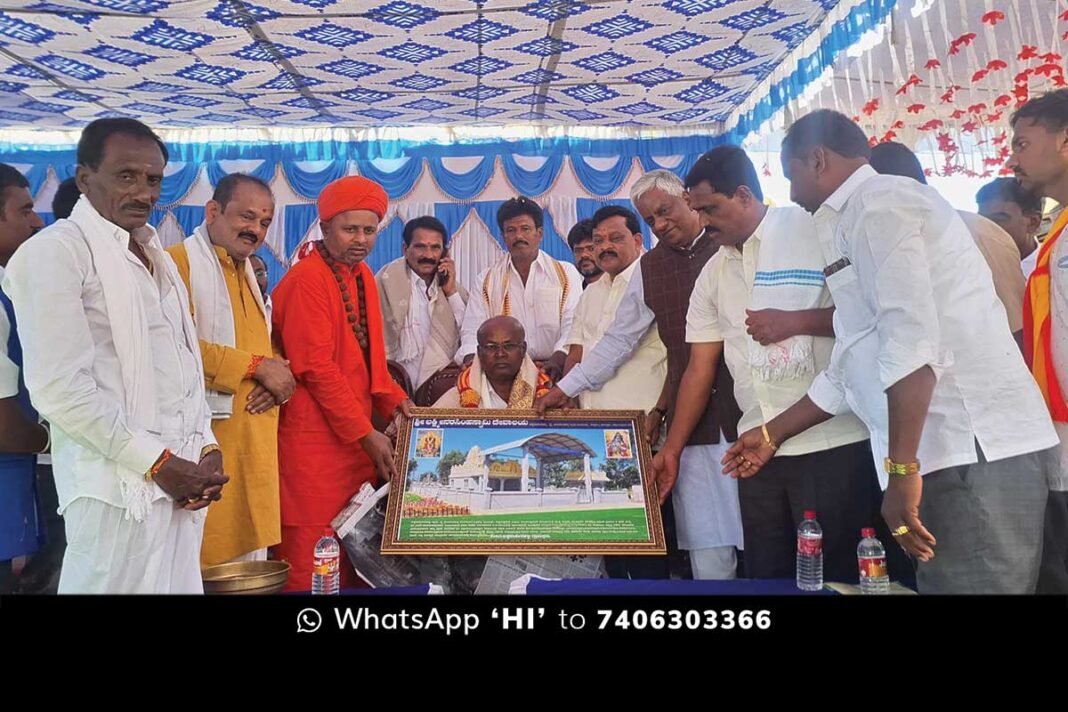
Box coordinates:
[382,407,667,555]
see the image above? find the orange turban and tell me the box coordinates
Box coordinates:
[317,175,388,222]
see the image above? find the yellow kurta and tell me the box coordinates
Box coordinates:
[168,242,281,566]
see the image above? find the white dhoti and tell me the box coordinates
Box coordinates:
[59,497,206,594]
[672,438,744,579]
[689,547,738,580]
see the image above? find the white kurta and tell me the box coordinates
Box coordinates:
[566,258,667,412]
[395,267,466,388]
[457,251,582,362]
[558,260,744,552]
[4,198,215,594]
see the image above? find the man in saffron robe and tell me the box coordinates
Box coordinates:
[168,173,291,567]
[272,175,412,592]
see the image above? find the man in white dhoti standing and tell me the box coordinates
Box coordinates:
[3,118,228,594]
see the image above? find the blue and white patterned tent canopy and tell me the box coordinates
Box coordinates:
[0,0,898,292]
[0,0,893,131]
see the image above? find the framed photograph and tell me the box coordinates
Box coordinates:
[382,408,667,555]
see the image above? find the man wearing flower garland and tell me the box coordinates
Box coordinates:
[434,316,550,409]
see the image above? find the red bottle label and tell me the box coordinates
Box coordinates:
[313,555,339,576]
[797,535,822,556]
[859,555,887,579]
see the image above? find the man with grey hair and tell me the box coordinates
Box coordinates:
[538,169,743,579]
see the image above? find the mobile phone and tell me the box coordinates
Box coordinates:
[437,246,450,286]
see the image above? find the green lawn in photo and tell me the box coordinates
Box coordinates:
[398,506,650,542]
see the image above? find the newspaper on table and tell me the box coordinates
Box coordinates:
[475,554,604,595]
[332,482,605,595]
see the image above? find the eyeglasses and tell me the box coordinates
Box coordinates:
[477,342,523,355]
[253,269,268,278]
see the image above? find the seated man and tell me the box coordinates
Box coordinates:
[377,216,467,400]
[432,315,601,583]
[435,316,550,409]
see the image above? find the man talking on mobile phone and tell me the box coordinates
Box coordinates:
[376,216,468,403]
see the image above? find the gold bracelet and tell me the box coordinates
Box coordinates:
[884,457,920,476]
[761,423,779,451]
[200,444,222,461]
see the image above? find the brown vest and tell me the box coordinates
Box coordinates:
[641,234,742,445]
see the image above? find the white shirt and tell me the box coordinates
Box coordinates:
[566,257,667,411]
[686,207,868,457]
[555,244,743,551]
[138,255,203,436]
[2,200,215,513]
[559,258,656,398]
[398,267,466,388]
[805,166,1057,486]
[483,387,508,409]
[0,265,18,399]
[458,250,582,362]
[560,231,708,400]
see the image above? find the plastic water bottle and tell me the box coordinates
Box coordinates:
[311,530,340,595]
[857,527,890,595]
[796,510,823,591]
